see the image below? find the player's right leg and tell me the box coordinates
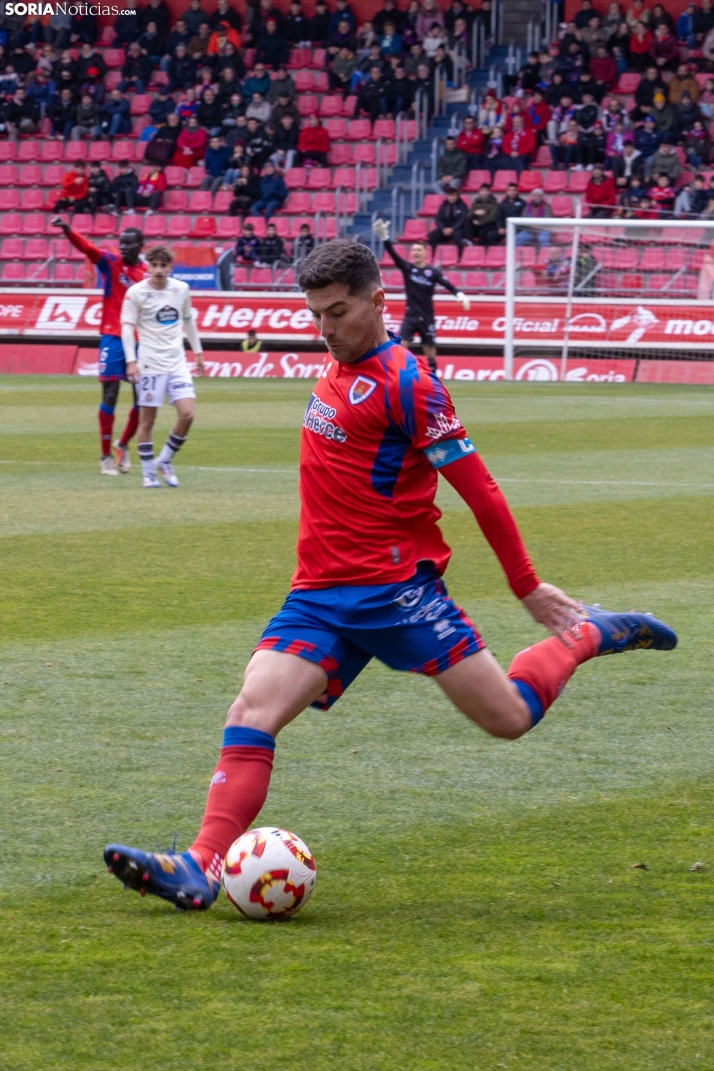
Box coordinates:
[114,384,139,473]
[135,375,162,487]
[105,651,326,910]
[98,378,120,475]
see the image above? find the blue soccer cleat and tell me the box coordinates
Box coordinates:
[576,604,677,656]
[104,844,220,911]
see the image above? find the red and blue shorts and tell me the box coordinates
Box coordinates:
[255,564,484,710]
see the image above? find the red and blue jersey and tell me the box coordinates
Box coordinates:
[66,229,146,337]
[293,338,472,590]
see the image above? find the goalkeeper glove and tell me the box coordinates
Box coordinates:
[456,291,471,312]
[372,218,390,242]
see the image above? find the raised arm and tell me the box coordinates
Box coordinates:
[51,218,103,265]
[372,218,407,271]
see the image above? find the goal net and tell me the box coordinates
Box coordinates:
[504,216,714,384]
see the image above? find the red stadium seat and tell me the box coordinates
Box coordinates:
[616,72,641,92]
[25,237,48,259]
[463,271,488,290]
[567,170,589,192]
[47,190,65,211]
[0,211,21,233]
[164,190,189,212]
[0,190,19,210]
[463,169,491,191]
[105,71,122,91]
[309,48,326,69]
[111,140,134,160]
[492,169,518,192]
[342,95,357,117]
[287,48,310,69]
[185,166,205,187]
[416,193,443,217]
[347,119,371,141]
[551,195,573,216]
[0,141,17,161]
[120,213,143,231]
[21,213,47,235]
[88,142,109,162]
[53,262,78,283]
[18,164,41,185]
[249,266,273,285]
[216,217,241,239]
[351,143,376,164]
[518,170,542,193]
[461,246,486,267]
[213,190,233,212]
[535,145,552,167]
[71,214,94,234]
[324,118,348,140]
[436,246,460,267]
[318,95,343,117]
[331,166,356,189]
[191,215,216,237]
[327,144,351,166]
[544,170,567,193]
[283,191,311,213]
[371,119,395,141]
[272,217,290,236]
[40,141,63,162]
[312,191,335,213]
[335,191,357,213]
[93,214,116,236]
[244,216,267,236]
[284,167,307,189]
[297,94,319,116]
[188,191,212,212]
[164,165,186,186]
[17,141,40,162]
[40,164,64,187]
[306,167,331,189]
[485,246,506,268]
[0,238,24,259]
[0,164,18,185]
[63,141,87,162]
[288,216,311,237]
[167,215,191,237]
[402,218,428,241]
[516,246,537,266]
[293,71,314,92]
[2,262,26,282]
[101,24,114,43]
[104,49,125,68]
[314,72,329,92]
[130,94,152,115]
[143,215,167,237]
[381,269,403,289]
[20,189,45,210]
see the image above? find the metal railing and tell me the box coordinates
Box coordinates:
[471,19,486,70]
[414,88,429,141]
[543,1,560,47]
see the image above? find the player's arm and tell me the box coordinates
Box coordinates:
[432,444,579,634]
[51,217,103,265]
[371,219,408,272]
[182,286,204,375]
[120,289,139,383]
[432,264,471,312]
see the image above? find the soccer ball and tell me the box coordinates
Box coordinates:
[222,826,316,920]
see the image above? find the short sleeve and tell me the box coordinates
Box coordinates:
[120,287,138,326]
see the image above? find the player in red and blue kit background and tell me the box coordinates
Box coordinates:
[52,217,145,476]
[105,240,677,911]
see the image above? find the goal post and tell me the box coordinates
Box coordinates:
[504,216,714,381]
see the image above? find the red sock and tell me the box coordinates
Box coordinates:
[190,731,274,881]
[98,405,114,457]
[118,406,139,448]
[508,622,600,716]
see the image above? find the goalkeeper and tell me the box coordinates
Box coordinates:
[373,218,470,373]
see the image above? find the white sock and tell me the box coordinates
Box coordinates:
[138,441,155,476]
[157,433,187,465]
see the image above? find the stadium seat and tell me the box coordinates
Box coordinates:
[284,191,311,213]
[318,95,343,117]
[327,144,351,166]
[120,213,143,231]
[143,215,167,237]
[165,166,186,186]
[347,119,371,141]
[312,191,335,213]
[40,164,64,187]
[284,168,307,189]
[20,189,45,210]
[164,190,189,212]
[535,145,552,167]
[192,216,216,237]
[216,217,241,239]
[188,191,212,212]
[297,94,319,116]
[88,142,109,162]
[0,142,17,161]
[213,191,233,212]
[287,48,310,69]
[245,216,267,236]
[54,262,78,283]
[25,237,48,259]
[351,143,376,165]
[330,166,356,189]
[436,246,460,267]
[18,164,41,186]
[100,24,114,42]
[342,95,357,117]
[272,217,290,237]
[518,170,542,193]
[464,169,491,191]
[516,246,537,266]
[17,141,40,162]
[167,215,191,237]
[0,164,18,186]
[567,171,590,192]
[185,166,205,187]
[0,238,24,259]
[72,214,95,234]
[444,270,463,288]
[104,49,125,68]
[461,246,486,267]
[111,140,134,161]
[402,218,428,241]
[551,195,573,217]
[93,214,116,237]
[617,72,640,92]
[314,72,329,92]
[40,141,63,162]
[309,48,326,69]
[492,169,518,192]
[0,211,21,234]
[105,71,122,91]
[2,262,26,282]
[293,71,314,92]
[382,269,403,289]
[335,191,357,213]
[130,95,152,116]
[463,271,488,290]
[371,119,396,141]
[306,167,331,189]
[544,170,567,193]
[486,247,507,268]
[416,194,443,217]
[250,266,273,285]
[0,190,19,210]
[277,268,295,286]
[324,118,348,140]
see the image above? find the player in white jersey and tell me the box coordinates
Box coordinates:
[121,245,205,488]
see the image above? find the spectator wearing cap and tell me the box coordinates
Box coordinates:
[515,188,553,248]
[585,162,617,217]
[296,114,330,166]
[651,91,675,135]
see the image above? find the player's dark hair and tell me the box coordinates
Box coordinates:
[145,244,174,264]
[120,227,143,243]
[411,239,427,249]
[297,239,381,295]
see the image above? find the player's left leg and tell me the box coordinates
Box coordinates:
[114,383,139,473]
[136,401,160,488]
[98,378,120,475]
[155,377,197,487]
[422,322,438,374]
[438,605,677,738]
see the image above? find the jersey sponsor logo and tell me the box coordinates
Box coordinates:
[303,394,347,443]
[156,304,180,325]
[425,411,463,440]
[348,375,377,405]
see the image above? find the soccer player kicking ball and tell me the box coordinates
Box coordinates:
[373,217,470,373]
[105,239,676,910]
[52,217,146,477]
[121,245,204,489]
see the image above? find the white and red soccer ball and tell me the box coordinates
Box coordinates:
[222,826,316,920]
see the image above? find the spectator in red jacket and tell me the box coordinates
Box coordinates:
[501,115,536,175]
[590,44,618,90]
[54,161,89,212]
[586,162,617,216]
[135,165,167,213]
[649,22,679,70]
[296,114,330,166]
[172,115,208,168]
[456,115,485,170]
[524,89,551,140]
[630,20,654,70]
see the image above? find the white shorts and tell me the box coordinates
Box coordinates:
[137,372,196,408]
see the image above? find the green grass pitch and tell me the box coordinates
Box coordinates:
[1,375,714,1071]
